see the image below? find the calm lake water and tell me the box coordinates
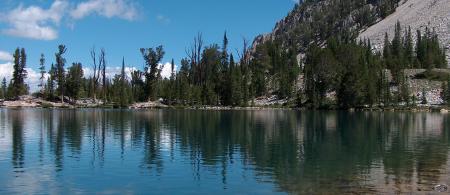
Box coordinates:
[0,109,450,194]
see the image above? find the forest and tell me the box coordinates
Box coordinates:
[0,21,448,109]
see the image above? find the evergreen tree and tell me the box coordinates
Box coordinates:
[66,63,84,102]
[11,48,28,99]
[119,58,129,107]
[46,63,56,101]
[0,77,6,99]
[55,45,67,103]
[404,26,414,67]
[177,58,191,105]
[130,70,146,102]
[167,58,176,105]
[38,54,46,94]
[140,46,165,101]
[230,54,242,106]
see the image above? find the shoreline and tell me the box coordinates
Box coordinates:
[1,99,449,113]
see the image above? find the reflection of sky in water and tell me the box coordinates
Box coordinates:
[0,109,449,194]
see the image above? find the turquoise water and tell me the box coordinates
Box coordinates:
[0,109,449,194]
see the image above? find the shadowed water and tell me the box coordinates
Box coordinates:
[0,108,450,194]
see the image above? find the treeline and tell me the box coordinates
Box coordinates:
[149,33,299,106]
[1,22,448,108]
[303,22,448,108]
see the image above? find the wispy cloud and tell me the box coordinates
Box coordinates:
[71,0,139,21]
[0,0,140,41]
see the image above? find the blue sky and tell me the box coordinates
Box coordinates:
[0,0,296,90]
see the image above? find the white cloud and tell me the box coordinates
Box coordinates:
[159,62,177,79]
[0,62,14,81]
[0,51,13,62]
[71,0,139,21]
[0,0,68,40]
[83,66,137,81]
[0,0,139,40]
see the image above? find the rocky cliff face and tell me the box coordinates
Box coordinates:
[358,0,450,67]
[250,0,387,58]
[251,0,450,66]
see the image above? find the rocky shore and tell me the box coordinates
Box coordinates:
[1,95,449,113]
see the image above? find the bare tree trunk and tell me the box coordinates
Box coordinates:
[101,49,106,105]
[91,47,104,104]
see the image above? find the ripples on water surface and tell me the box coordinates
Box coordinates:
[0,108,450,194]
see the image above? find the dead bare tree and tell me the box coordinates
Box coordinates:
[90,47,106,103]
[237,37,250,66]
[91,48,99,102]
[100,49,106,105]
[186,33,203,85]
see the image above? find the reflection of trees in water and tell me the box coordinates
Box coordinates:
[152,111,450,194]
[5,109,450,193]
[11,110,25,171]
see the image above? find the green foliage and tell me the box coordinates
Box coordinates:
[65,63,84,102]
[141,46,165,101]
[130,70,146,102]
[10,48,29,99]
[55,45,67,102]
[413,70,450,81]
[415,28,447,69]
[0,78,6,99]
[304,38,383,108]
[37,54,46,95]
[44,63,56,101]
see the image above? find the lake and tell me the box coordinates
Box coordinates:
[0,108,449,194]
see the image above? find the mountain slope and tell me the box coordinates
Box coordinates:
[250,0,399,57]
[358,0,450,66]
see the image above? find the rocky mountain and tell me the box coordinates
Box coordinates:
[251,0,450,67]
[250,0,399,58]
[359,0,450,66]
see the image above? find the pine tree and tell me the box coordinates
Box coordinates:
[230,54,242,106]
[119,57,129,107]
[168,58,176,105]
[66,63,84,102]
[140,46,165,101]
[130,70,145,102]
[0,77,6,99]
[416,29,424,68]
[38,54,46,94]
[11,48,28,99]
[55,45,67,103]
[404,26,414,67]
[46,64,56,101]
